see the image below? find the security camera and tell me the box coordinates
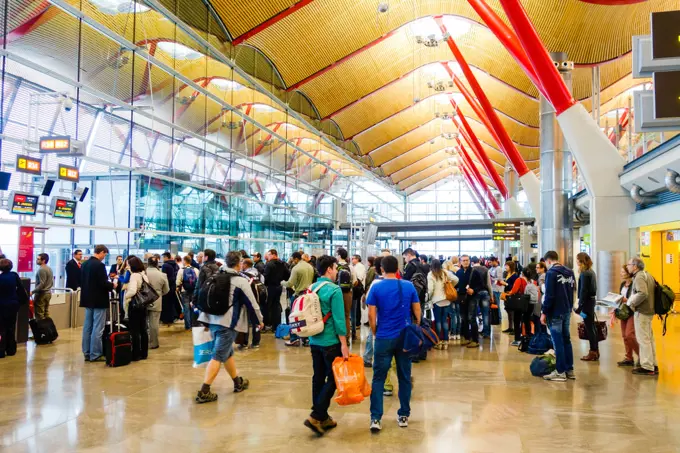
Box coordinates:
[61,95,74,112]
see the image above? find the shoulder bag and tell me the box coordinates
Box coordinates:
[130,274,159,311]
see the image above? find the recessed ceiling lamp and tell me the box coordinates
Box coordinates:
[89,0,150,14]
[377,2,389,13]
[156,42,204,60]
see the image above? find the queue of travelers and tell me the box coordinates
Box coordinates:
[0,244,666,439]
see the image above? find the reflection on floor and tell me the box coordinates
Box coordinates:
[1,314,680,453]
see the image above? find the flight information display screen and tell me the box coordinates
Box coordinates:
[50,197,77,219]
[9,192,39,216]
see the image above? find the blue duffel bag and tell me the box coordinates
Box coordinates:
[275,324,291,339]
[530,355,556,377]
[528,331,553,355]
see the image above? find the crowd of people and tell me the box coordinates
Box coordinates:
[0,245,663,435]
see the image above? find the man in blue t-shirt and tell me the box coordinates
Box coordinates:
[367,255,421,433]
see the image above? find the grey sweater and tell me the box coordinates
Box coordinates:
[33,265,54,294]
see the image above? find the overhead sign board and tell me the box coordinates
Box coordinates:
[651,10,680,59]
[492,221,521,241]
[16,154,42,175]
[58,164,80,182]
[39,135,71,153]
[654,71,680,119]
[50,197,77,220]
[9,191,39,216]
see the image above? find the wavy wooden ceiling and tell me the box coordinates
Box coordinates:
[9,0,671,197]
[213,0,675,194]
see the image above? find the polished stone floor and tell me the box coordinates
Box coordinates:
[2,314,680,453]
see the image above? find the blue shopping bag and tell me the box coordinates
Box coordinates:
[192,326,213,367]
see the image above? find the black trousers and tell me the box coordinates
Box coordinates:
[466,297,480,343]
[267,285,283,330]
[583,310,599,352]
[310,343,342,421]
[513,310,533,341]
[128,308,148,360]
[0,305,19,357]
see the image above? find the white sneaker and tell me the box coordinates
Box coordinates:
[383,389,393,396]
[543,370,567,382]
[397,415,408,428]
[370,419,382,433]
[456,335,461,340]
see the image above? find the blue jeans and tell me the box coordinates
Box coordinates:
[477,291,491,337]
[548,312,574,374]
[493,291,502,321]
[82,307,107,361]
[182,292,193,330]
[363,329,374,364]
[450,303,461,336]
[433,304,453,341]
[209,325,236,362]
[370,337,412,421]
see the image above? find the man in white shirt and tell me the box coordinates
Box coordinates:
[488,257,503,323]
[351,254,366,341]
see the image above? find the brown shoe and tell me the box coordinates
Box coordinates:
[580,351,599,362]
[304,417,325,436]
[321,416,337,430]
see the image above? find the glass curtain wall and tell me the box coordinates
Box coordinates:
[404,179,495,257]
[0,0,403,277]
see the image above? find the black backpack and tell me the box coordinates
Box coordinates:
[196,266,236,316]
[652,275,676,336]
[410,272,427,303]
[337,263,352,293]
[242,273,268,306]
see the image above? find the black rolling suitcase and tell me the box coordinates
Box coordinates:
[103,295,132,367]
[30,317,58,344]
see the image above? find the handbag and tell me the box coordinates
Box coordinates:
[505,294,530,313]
[130,276,159,311]
[614,302,632,321]
[490,304,501,325]
[577,314,608,342]
[444,280,458,301]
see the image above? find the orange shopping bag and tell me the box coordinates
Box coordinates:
[332,354,371,406]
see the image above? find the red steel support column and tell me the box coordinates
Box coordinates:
[458,144,501,212]
[435,16,530,177]
[450,107,508,198]
[465,0,548,99]
[232,0,316,46]
[462,165,494,218]
[494,1,575,115]
[252,123,282,156]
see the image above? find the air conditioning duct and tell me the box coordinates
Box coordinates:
[630,184,658,205]
[665,169,680,194]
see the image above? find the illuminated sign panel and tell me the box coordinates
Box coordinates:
[50,197,77,219]
[9,191,39,216]
[58,164,80,182]
[39,135,71,153]
[492,221,521,241]
[16,154,42,175]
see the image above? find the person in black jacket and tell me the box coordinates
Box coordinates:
[160,252,179,325]
[0,259,29,358]
[80,245,116,362]
[263,249,290,331]
[65,249,83,291]
[575,252,599,362]
[253,252,265,275]
[455,255,474,346]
